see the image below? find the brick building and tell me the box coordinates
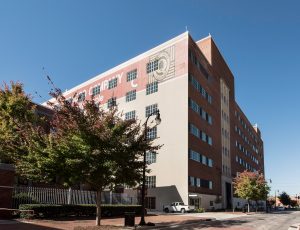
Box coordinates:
[46,32,264,210]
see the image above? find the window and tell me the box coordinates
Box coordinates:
[92,86,100,96]
[146,151,156,164]
[147,59,158,73]
[108,78,118,89]
[202,155,207,165]
[146,81,158,95]
[189,123,200,138]
[127,69,137,81]
[208,136,213,146]
[208,115,213,125]
[146,176,156,188]
[126,90,136,102]
[146,127,157,140]
[107,97,116,108]
[125,110,136,120]
[208,158,213,167]
[196,178,201,187]
[189,176,195,186]
[77,92,85,102]
[201,132,207,142]
[210,201,214,206]
[209,181,213,189]
[145,104,158,117]
[189,74,212,104]
[145,197,156,209]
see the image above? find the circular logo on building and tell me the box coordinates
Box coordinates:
[153,51,170,82]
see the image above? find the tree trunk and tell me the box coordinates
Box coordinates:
[247,200,250,213]
[96,190,102,226]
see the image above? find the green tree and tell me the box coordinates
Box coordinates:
[279,192,291,206]
[233,170,270,212]
[16,83,161,226]
[0,82,37,164]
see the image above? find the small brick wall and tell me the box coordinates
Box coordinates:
[0,164,15,219]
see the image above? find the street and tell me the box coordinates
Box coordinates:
[159,211,300,230]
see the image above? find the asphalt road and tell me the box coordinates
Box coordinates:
[160,211,300,230]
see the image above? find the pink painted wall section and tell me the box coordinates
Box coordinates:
[63,37,188,105]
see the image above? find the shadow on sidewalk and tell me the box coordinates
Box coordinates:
[0,219,61,230]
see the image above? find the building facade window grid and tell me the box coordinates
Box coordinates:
[188,98,213,125]
[146,176,156,188]
[125,110,136,120]
[146,81,158,95]
[146,151,156,164]
[127,69,137,82]
[189,74,212,104]
[146,59,158,73]
[188,176,213,189]
[108,78,118,89]
[146,127,157,140]
[145,103,158,117]
[107,97,116,108]
[126,90,136,102]
[77,92,85,102]
[92,86,100,96]
[189,149,213,167]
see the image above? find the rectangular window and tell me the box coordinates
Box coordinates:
[108,78,118,89]
[146,151,156,164]
[209,181,213,189]
[92,86,100,96]
[147,59,158,73]
[208,136,213,146]
[125,110,136,120]
[189,123,200,138]
[126,90,136,102]
[107,97,116,108]
[146,176,156,188]
[145,104,158,117]
[201,131,207,142]
[202,155,207,165]
[127,69,137,81]
[146,127,157,140]
[208,158,213,167]
[145,197,156,209]
[146,81,158,95]
[196,178,201,187]
[77,92,85,102]
[208,115,213,125]
[189,176,195,186]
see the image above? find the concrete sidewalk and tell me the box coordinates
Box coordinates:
[0,212,249,230]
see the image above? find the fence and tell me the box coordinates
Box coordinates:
[12,186,138,209]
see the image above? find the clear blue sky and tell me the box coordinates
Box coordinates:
[1,0,300,196]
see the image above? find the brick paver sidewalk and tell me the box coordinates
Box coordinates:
[0,212,250,230]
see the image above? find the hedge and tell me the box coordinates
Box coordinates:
[19,204,142,219]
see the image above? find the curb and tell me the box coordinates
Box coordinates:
[134,218,216,229]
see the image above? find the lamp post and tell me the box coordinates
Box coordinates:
[139,109,161,226]
[275,190,279,210]
[266,178,272,213]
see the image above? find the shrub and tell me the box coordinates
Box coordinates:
[13,193,39,208]
[18,204,142,219]
[194,207,205,213]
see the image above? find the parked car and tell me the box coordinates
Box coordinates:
[163,202,195,213]
[277,206,285,211]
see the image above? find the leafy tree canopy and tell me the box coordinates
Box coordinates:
[0,82,36,164]
[279,192,291,206]
[233,170,270,202]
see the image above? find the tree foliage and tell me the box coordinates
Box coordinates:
[1,81,161,225]
[0,82,37,164]
[233,170,270,203]
[278,192,291,206]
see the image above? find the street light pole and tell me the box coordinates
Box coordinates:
[275,190,279,210]
[139,109,161,226]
